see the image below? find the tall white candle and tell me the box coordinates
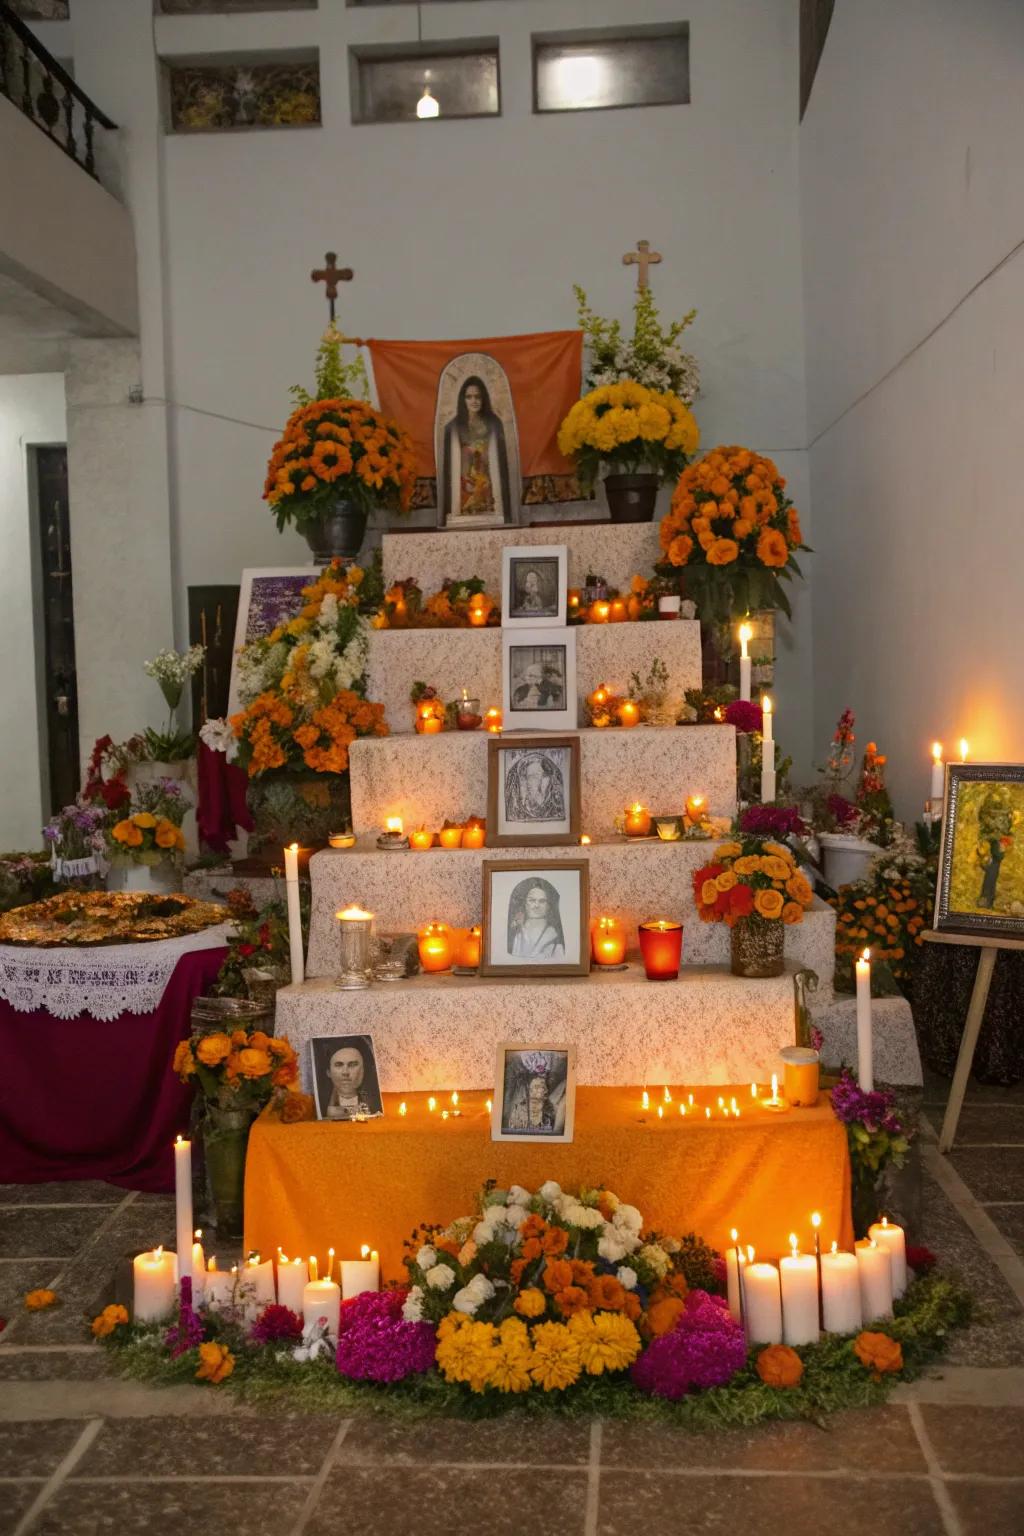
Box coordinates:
[173,1136,193,1285]
[855,948,873,1091]
[855,1239,893,1321]
[780,1237,820,1346]
[284,841,304,985]
[302,1278,341,1340]
[133,1246,177,1323]
[743,1250,783,1344]
[726,1229,745,1323]
[240,1255,276,1317]
[868,1218,907,1298]
[760,696,776,802]
[276,1254,309,1315]
[190,1232,206,1303]
[821,1244,862,1334]
[930,743,944,803]
[738,623,752,703]
[341,1246,380,1299]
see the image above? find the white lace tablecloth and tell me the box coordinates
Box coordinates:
[0,923,234,1021]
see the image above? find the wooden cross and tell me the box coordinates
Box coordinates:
[310,251,353,321]
[622,239,662,292]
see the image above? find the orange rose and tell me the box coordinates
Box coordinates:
[91,1303,129,1338]
[756,1344,804,1388]
[757,527,789,567]
[155,820,182,850]
[196,1032,232,1067]
[706,538,739,566]
[646,1296,686,1336]
[195,1341,234,1384]
[700,878,720,906]
[24,1288,57,1311]
[853,1331,903,1378]
[786,873,814,905]
[514,1288,547,1318]
[112,819,143,847]
[543,1259,574,1294]
[715,869,737,892]
[762,856,792,881]
[132,812,157,829]
[279,1091,315,1124]
[272,1060,298,1088]
[588,1275,627,1312]
[754,888,784,919]
[172,1040,195,1077]
[782,901,804,925]
[542,1226,569,1258]
[237,1047,272,1079]
[554,1285,591,1318]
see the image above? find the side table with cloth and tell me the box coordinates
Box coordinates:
[245,1089,853,1283]
[0,925,231,1190]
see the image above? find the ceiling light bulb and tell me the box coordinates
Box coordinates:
[417,84,439,119]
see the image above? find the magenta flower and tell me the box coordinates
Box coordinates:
[724,700,764,735]
[335,1289,436,1384]
[250,1303,304,1345]
[632,1290,747,1399]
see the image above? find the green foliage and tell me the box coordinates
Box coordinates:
[290,323,368,405]
[574,283,698,398]
[142,726,195,764]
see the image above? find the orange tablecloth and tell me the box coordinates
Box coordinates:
[245,1089,853,1282]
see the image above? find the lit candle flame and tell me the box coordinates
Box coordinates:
[705,1107,711,1120]
[195,1229,202,1241]
[771,1072,779,1100]
[831,1241,838,1254]
[657,1105,664,1119]
[428,1096,436,1112]
[811,1211,821,1229]
[789,1232,799,1257]
[738,622,752,656]
[762,695,772,716]
[154,1245,163,1261]
[361,1244,371,1259]
[442,1109,450,1120]
[663,1086,672,1103]
[747,1245,755,1263]
[959,738,969,761]
[932,741,942,762]
[688,1093,695,1107]
[207,1256,216,1272]
[399,1101,407,1116]
[486,1098,493,1113]
[451,1091,459,1107]
[641,1090,649,1111]
[881,1215,888,1228]
[579,834,591,845]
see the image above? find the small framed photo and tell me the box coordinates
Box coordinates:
[503,628,577,732]
[934,763,1024,938]
[487,735,581,846]
[481,858,590,977]
[310,1034,384,1122]
[492,1043,577,1143]
[502,545,567,627]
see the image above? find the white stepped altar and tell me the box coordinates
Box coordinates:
[382,523,660,596]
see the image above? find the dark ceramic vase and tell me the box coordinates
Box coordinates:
[304,503,368,564]
[603,472,660,523]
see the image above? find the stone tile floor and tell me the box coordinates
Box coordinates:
[0,1070,1022,1535]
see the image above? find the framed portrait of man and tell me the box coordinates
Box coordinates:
[934,763,1024,938]
[310,1034,384,1122]
[227,567,315,715]
[501,545,567,628]
[486,735,580,846]
[492,1043,577,1144]
[480,858,590,977]
[502,628,577,733]
[434,352,522,530]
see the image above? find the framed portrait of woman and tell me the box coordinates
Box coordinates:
[434,352,522,529]
[480,858,590,977]
[501,545,567,628]
[486,735,580,846]
[309,1034,384,1122]
[934,762,1024,938]
[492,1043,577,1144]
[502,628,577,733]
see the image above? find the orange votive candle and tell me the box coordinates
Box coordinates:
[462,821,486,850]
[618,700,640,728]
[591,917,626,967]
[409,827,433,851]
[455,926,482,968]
[638,919,683,981]
[624,803,652,837]
[484,708,503,734]
[781,1047,820,1107]
[417,923,452,972]
[684,793,706,824]
[438,825,464,850]
[591,601,611,623]
[609,599,627,623]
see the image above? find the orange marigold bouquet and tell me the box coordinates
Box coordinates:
[659,446,809,621]
[173,1024,299,1115]
[692,837,814,926]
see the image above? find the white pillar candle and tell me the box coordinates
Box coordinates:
[302,1278,341,1340]
[240,1256,276,1316]
[820,1245,862,1334]
[855,948,873,1091]
[132,1246,177,1323]
[930,743,944,803]
[726,1231,745,1323]
[284,841,304,985]
[173,1136,193,1285]
[868,1218,908,1298]
[780,1237,820,1346]
[855,1239,893,1321]
[203,1261,237,1314]
[276,1254,309,1316]
[760,696,775,802]
[743,1252,783,1344]
[738,623,752,703]
[190,1234,206,1303]
[341,1246,380,1299]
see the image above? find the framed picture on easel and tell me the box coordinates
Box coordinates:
[933,762,1024,939]
[227,567,316,715]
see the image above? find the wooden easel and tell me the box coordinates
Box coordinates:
[922,929,1024,1152]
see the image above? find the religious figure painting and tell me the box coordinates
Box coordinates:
[227,567,314,714]
[502,544,567,627]
[487,735,580,846]
[310,1034,384,1122]
[935,764,1024,939]
[492,1044,577,1144]
[434,353,522,529]
[503,629,577,733]
[481,859,590,977]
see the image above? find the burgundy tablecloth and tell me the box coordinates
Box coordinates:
[0,945,226,1192]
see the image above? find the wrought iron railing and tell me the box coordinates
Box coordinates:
[0,1,117,184]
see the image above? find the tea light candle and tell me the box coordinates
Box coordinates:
[591,916,626,967]
[855,1239,894,1321]
[579,833,592,846]
[624,803,652,838]
[655,818,681,841]
[303,1271,341,1340]
[467,595,489,628]
[133,1246,176,1323]
[868,1217,908,1298]
[409,827,433,851]
[202,1258,237,1314]
[456,691,483,730]
[173,1135,193,1286]
[568,589,581,612]
[484,708,503,734]
[821,1244,862,1334]
[417,703,444,735]
[455,925,482,969]
[438,825,464,850]
[638,919,683,981]
[276,1254,308,1316]
[684,793,706,825]
[780,1045,820,1107]
[856,948,873,1091]
[617,700,640,728]
[341,1245,380,1299]
[743,1250,783,1344]
[609,598,627,623]
[738,622,752,702]
[337,905,375,989]
[418,922,453,972]
[760,1072,789,1112]
[284,841,304,985]
[328,831,356,849]
[384,816,404,837]
[462,821,486,850]
[780,1235,820,1346]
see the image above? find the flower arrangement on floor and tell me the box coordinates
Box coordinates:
[831,838,932,994]
[557,380,700,497]
[374,577,498,630]
[658,447,809,622]
[831,1072,911,1236]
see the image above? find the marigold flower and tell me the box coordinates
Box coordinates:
[853,1331,903,1378]
[757,527,789,568]
[541,1226,569,1258]
[24,1289,57,1311]
[588,1275,627,1312]
[132,812,157,829]
[554,1285,591,1319]
[513,1288,547,1319]
[756,1343,804,1388]
[529,1321,582,1391]
[196,1032,232,1067]
[646,1296,686,1337]
[706,537,739,566]
[542,1259,574,1295]
[91,1303,129,1338]
[754,888,785,919]
[195,1341,234,1384]
[172,1040,195,1077]
[568,1310,642,1375]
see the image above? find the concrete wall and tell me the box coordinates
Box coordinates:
[0,373,66,848]
[801,0,1024,815]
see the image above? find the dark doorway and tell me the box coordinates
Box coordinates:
[33,446,80,814]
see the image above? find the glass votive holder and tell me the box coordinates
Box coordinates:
[456,697,483,730]
[780,1045,820,1106]
[638,919,683,980]
[336,906,374,989]
[655,817,682,841]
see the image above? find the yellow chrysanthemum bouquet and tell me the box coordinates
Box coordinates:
[557,379,700,496]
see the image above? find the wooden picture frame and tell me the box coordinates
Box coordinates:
[480,858,590,977]
[502,627,577,733]
[934,762,1024,939]
[491,1042,577,1143]
[501,544,567,628]
[486,734,581,847]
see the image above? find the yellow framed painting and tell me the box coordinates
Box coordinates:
[934,764,1024,938]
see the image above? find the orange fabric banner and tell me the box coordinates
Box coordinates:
[367,330,583,481]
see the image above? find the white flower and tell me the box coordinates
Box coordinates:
[562,1202,589,1228]
[638,1243,671,1279]
[538,1180,562,1204]
[468,1274,494,1300]
[452,1286,480,1315]
[472,1221,492,1246]
[617,1266,638,1291]
[575,1208,604,1230]
[504,1205,530,1233]
[199,717,237,761]
[401,1286,425,1321]
[425,1263,456,1291]
[614,1204,643,1235]
[598,1232,629,1264]
[506,1185,532,1207]
[415,1244,437,1271]
[319,592,339,628]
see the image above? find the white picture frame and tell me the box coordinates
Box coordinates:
[502,627,577,733]
[501,544,567,628]
[227,567,316,716]
[491,1043,577,1143]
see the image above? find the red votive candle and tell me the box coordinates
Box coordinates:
[638,919,683,981]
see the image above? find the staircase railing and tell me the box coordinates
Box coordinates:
[0,1,117,185]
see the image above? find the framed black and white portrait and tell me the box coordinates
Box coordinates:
[501,545,567,627]
[492,1044,577,1143]
[502,628,577,733]
[480,859,590,977]
[486,735,580,846]
[310,1034,384,1122]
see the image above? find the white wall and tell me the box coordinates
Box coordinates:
[0,374,66,849]
[801,0,1024,815]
